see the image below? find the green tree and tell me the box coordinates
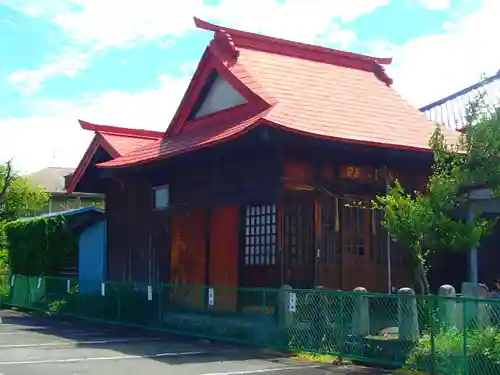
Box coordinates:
[375,94,500,294]
[0,160,50,220]
[0,160,50,270]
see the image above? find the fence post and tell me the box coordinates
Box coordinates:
[157,284,162,326]
[462,297,469,375]
[352,287,369,337]
[117,284,122,322]
[430,295,437,375]
[438,284,456,329]
[278,285,294,328]
[398,287,419,342]
[339,292,345,359]
[461,282,489,329]
[202,285,207,315]
[314,285,327,352]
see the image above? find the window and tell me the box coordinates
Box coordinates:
[153,185,170,209]
[65,198,80,210]
[244,204,277,266]
[341,198,368,265]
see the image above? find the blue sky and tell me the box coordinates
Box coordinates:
[0,0,498,173]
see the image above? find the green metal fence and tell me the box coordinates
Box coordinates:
[4,274,500,374]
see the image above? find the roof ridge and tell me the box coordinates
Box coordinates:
[79,120,164,139]
[194,17,393,86]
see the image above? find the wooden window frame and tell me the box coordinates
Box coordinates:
[341,197,371,265]
[243,204,277,266]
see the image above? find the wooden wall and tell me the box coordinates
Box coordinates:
[170,207,206,309]
[280,151,423,292]
[209,206,239,312]
[103,133,280,303]
[105,176,155,283]
[103,126,427,294]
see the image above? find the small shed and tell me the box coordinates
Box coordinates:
[28,207,106,290]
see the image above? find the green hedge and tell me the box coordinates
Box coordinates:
[4,216,78,276]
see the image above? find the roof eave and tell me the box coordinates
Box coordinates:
[66,133,120,194]
[98,117,266,169]
[265,120,434,154]
[79,120,164,139]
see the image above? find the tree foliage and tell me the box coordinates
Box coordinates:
[0,161,50,221]
[375,93,500,293]
[0,160,50,271]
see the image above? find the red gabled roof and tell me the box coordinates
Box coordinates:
[79,120,163,155]
[97,17,459,169]
[66,120,162,192]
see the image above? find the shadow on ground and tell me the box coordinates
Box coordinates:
[0,309,387,374]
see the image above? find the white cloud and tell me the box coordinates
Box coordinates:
[8,47,94,95]
[389,0,499,107]
[317,23,358,50]
[51,0,205,48]
[3,0,498,173]
[180,61,198,74]
[0,75,190,173]
[416,0,450,11]
[5,0,387,93]
[24,0,387,48]
[205,0,388,45]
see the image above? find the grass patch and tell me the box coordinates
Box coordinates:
[292,351,340,364]
[0,272,9,297]
[0,272,9,308]
[262,348,340,364]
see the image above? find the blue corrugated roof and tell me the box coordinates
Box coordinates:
[22,207,104,221]
[420,71,500,129]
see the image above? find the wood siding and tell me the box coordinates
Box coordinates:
[209,205,239,312]
[105,177,151,282]
[280,151,421,292]
[103,127,425,293]
[170,207,206,309]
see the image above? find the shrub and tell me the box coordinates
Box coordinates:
[407,328,500,375]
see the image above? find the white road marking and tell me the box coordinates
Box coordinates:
[0,336,163,348]
[0,350,206,365]
[0,330,106,336]
[199,365,322,375]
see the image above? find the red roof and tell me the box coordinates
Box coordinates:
[66,120,163,192]
[95,112,266,167]
[79,120,163,155]
[96,17,458,169]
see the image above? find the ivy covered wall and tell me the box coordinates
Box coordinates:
[0,222,7,271]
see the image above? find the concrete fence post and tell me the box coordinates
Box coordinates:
[279,284,294,328]
[438,284,456,329]
[352,287,370,337]
[398,287,419,341]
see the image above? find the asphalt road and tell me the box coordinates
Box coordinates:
[0,309,383,375]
